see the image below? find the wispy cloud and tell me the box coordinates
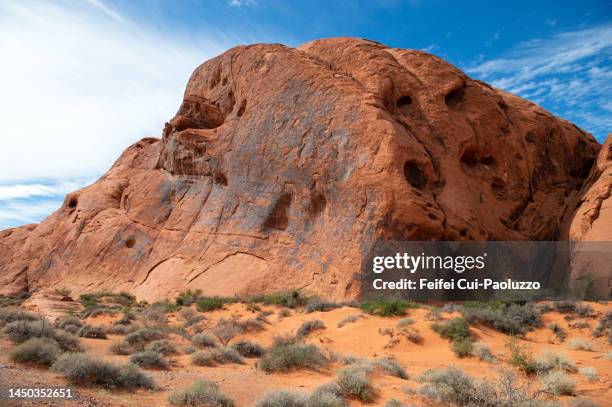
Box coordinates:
[0,0,239,229]
[468,24,611,139]
[229,0,256,7]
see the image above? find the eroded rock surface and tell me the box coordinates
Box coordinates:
[0,38,605,301]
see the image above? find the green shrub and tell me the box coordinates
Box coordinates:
[373,357,408,379]
[506,340,537,375]
[431,318,471,342]
[110,340,132,355]
[78,324,107,339]
[129,350,168,369]
[9,337,61,366]
[192,333,218,348]
[169,380,235,406]
[260,336,328,372]
[540,370,575,395]
[305,298,340,313]
[471,342,495,362]
[146,339,177,355]
[359,298,419,317]
[231,340,265,357]
[123,328,164,350]
[255,390,307,407]
[196,297,230,312]
[249,291,308,308]
[568,337,593,351]
[396,318,415,327]
[79,293,99,308]
[52,353,155,389]
[175,289,202,307]
[336,365,375,402]
[297,320,326,337]
[191,348,243,366]
[451,338,474,358]
[150,300,179,314]
[460,302,542,335]
[0,292,31,307]
[2,320,80,351]
[56,316,83,329]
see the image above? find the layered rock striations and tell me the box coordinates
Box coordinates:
[0,38,607,301]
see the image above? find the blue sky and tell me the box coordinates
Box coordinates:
[0,0,610,229]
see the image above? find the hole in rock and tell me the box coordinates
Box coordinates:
[237,100,247,117]
[525,132,536,143]
[396,95,412,107]
[263,192,292,230]
[445,86,465,109]
[67,196,78,209]
[403,161,428,190]
[214,172,228,186]
[222,76,228,86]
[307,190,327,216]
[479,155,496,166]
[125,238,135,248]
[459,228,468,237]
[491,177,507,198]
[460,148,478,167]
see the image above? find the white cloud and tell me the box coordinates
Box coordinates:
[468,24,612,139]
[229,0,256,7]
[0,199,65,226]
[0,1,233,184]
[0,180,89,201]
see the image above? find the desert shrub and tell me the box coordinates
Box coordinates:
[184,345,196,354]
[297,320,326,337]
[52,353,155,389]
[471,342,495,362]
[431,318,471,342]
[374,357,408,379]
[2,320,80,351]
[254,390,307,407]
[452,338,474,358]
[397,318,415,327]
[579,367,598,381]
[592,310,612,337]
[78,324,107,339]
[56,315,82,329]
[402,327,423,344]
[123,328,164,350]
[9,337,61,366]
[425,307,443,321]
[575,303,595,317]
[570,320,590,329]
[110,340,132,355]
[260,336,328,372]
[150,299,179,313]
[62,324,80,335]
[192,333,219,348]
[169,380,235,407]
[278,308,292,318]
[461,302,542,335]
[116,309,136,325]
[0,308,40,324]
[129,350,168,369]
[540,370,575,395]
[548,323,567,342]
[79,293,99,308]
[146,339,177,355]
[0,292,31,307]
[231,340,265,357]
[359,298,419,317]
[506,340,537,375]
[305,298,340,313]
[182,309,205,327]
[55,287,72,296]
[196,297,231,312]
[337,314,363,328]
[417,366,499,406]
[211,318,243,346]
[308,383,346,407]
[384,400,407,407]
[191,348,243,366]
[108,324,131,335]
[175,289,202,307]
[250,291,308,308]
[554,301,577,313]
[534,351,576,373]
[605,351,612,360]
[336,365,376,402]
[568,397,600,407]
[80,305,120,318]
[568,337,593,351]
[139,306,168,326]
[238,317,266,332]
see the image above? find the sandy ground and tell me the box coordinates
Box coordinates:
[1,298,611,406]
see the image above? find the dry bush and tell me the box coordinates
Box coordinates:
[123,328,164,350]
[169,380,235,407]
[146,339,177,355]
[259,336,328,372]
[110,340,132,355]
[231,340,265,358]
[336,365,376,402]
[568,337,593,351]
[129,350,168,369]
[192,333,218,348]
[191,348,243,366]
[210,318,243,346]
[540,370,575,395]
[9,337,61,366]
[78,324,107,339]
[297,320,326,337]
[337,314,364,328]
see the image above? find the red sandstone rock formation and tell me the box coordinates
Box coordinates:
[0,38,606,301]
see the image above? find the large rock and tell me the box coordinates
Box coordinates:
[0,38,603,301]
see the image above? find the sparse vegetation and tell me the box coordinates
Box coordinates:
[123,328,164,350]
[471,342,495,362]
[169,380,235,407]
[175,289,203,307]
[51,353,155,389]
[373,357,408,379]
[210,318,243,346]
[146,339,177,355]
[337,314,364,328]
[305,297,341,313]
[578,367,598,381]
[129,350,168,369]
[336,364,376,402]
[110,340,132,355]
[196,297,231,312]
[2,319,81,351]
[548,323,567,342]
[431,318,471,342]
[9,337,61,366]
[260,336,328,372]
[460,302,542,335]
[231,340,265,358]
[56,315,83,329]
[254,390,307,407]
[297,319,326,337]
[191,348,243,366]
[568,397,600,407]
[397,318,415,327]
[540,370,575,395]
[360,298,419,317]
[78,324,107,339]
[568,337,593,351]
[249,291,308,308]
[192,333,219,348]
[451,338,474,358]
